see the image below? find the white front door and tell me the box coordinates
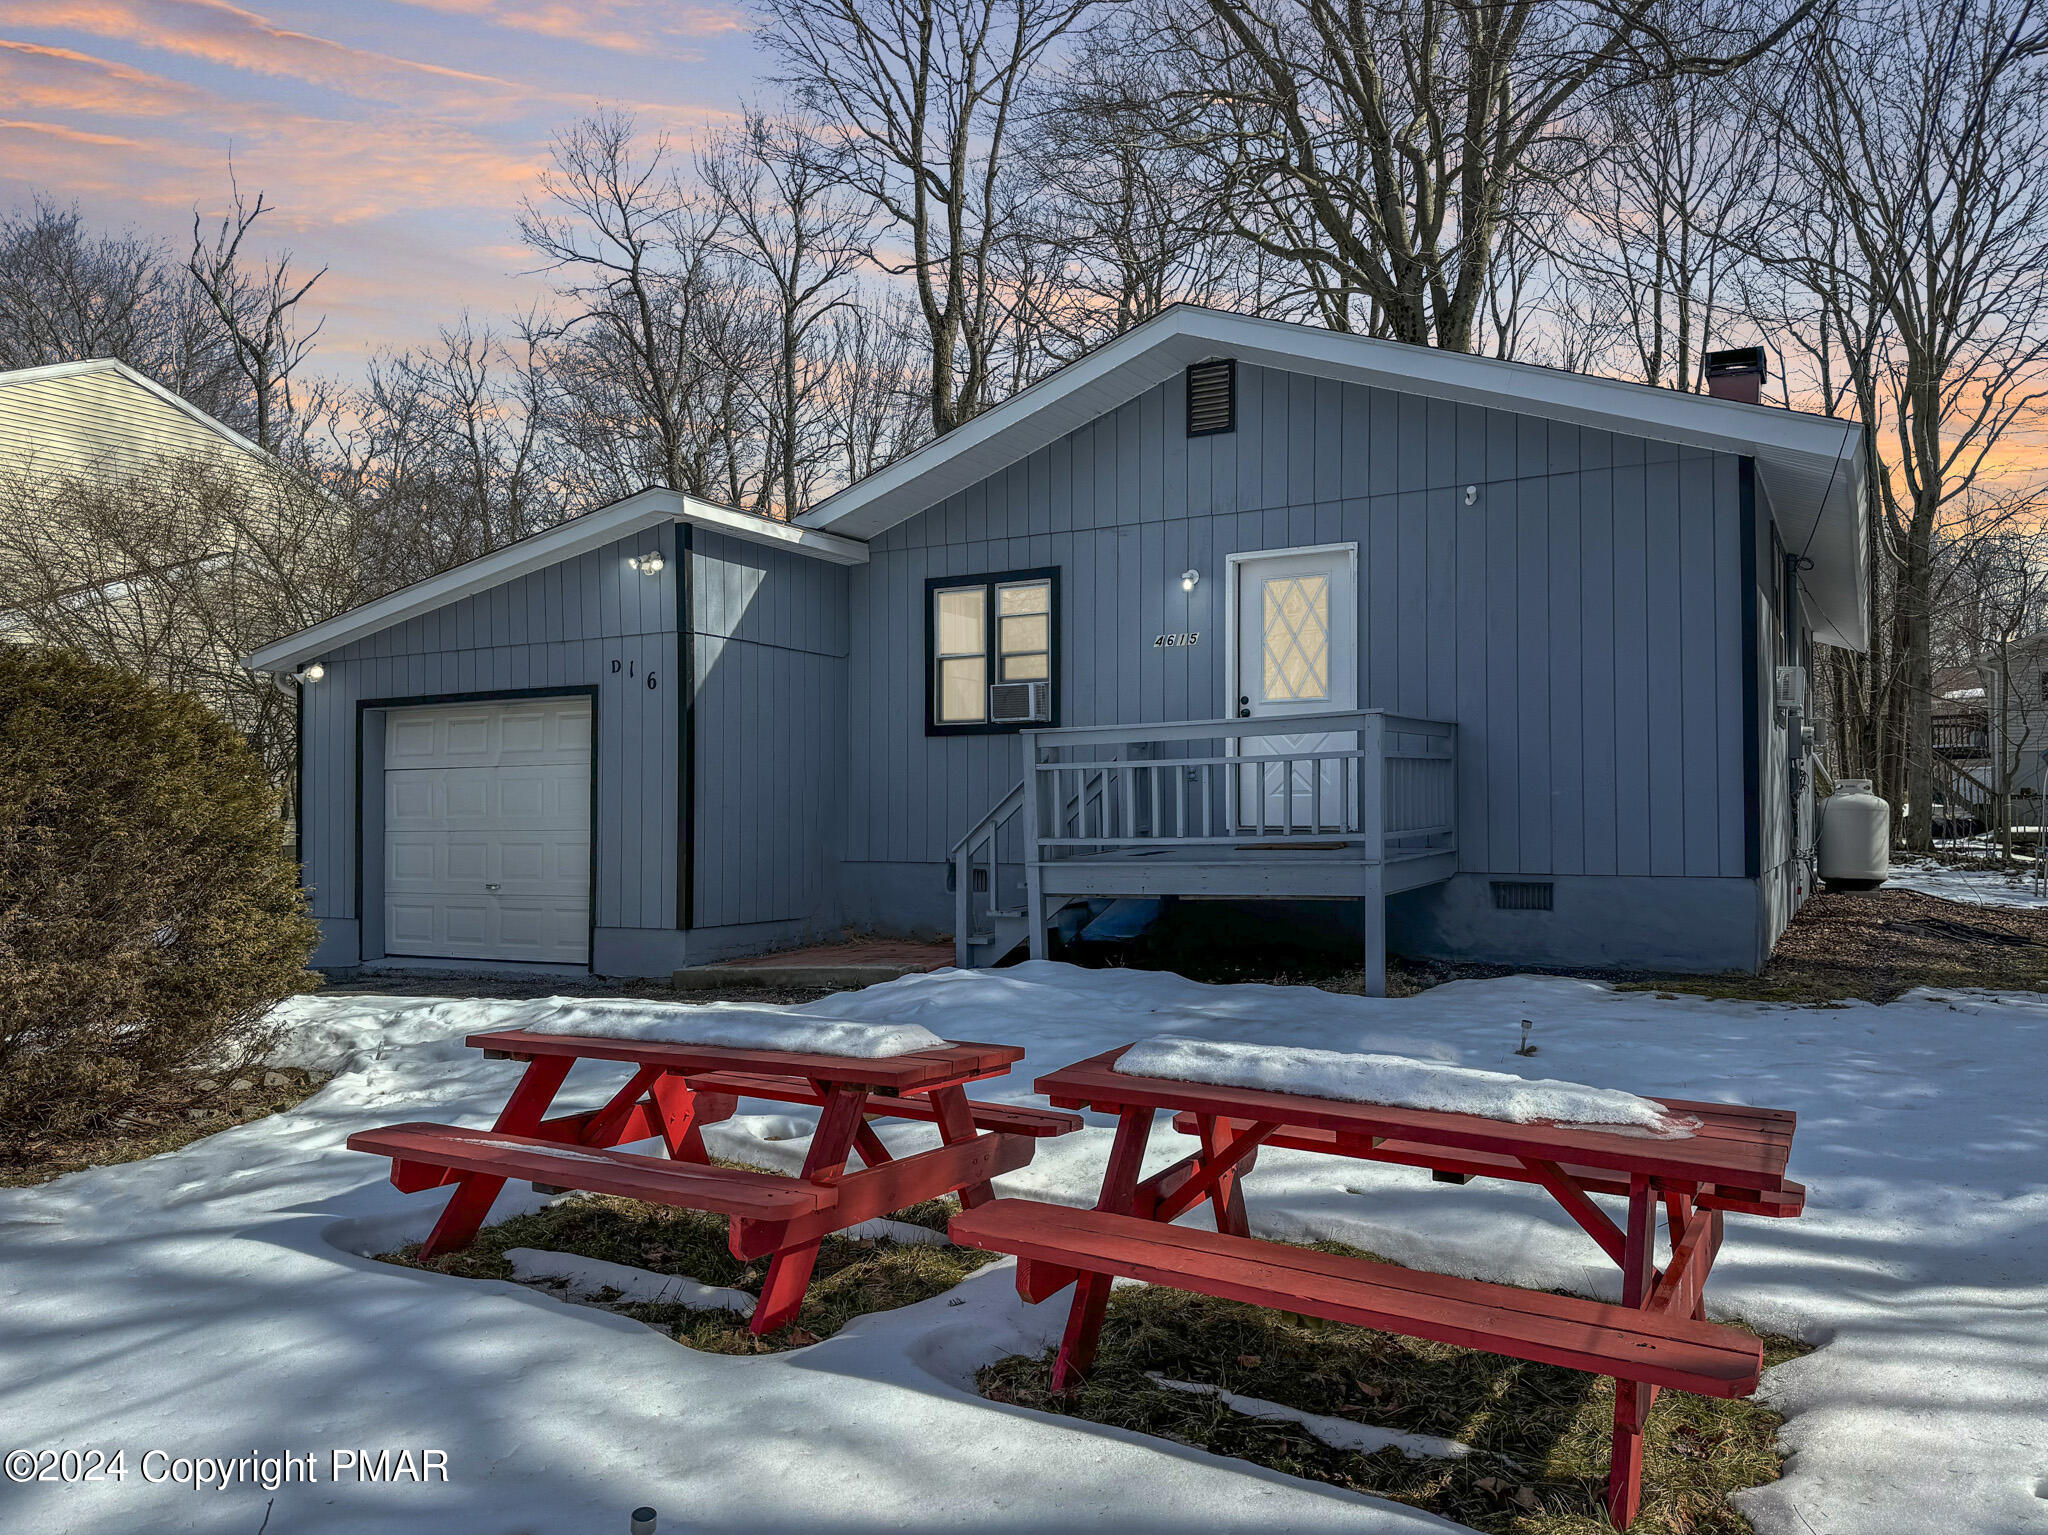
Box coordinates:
[1230,545,1359,831]
[382,698,592,964]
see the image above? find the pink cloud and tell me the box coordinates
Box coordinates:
[26,0,521,106]
[392,0,750,53]
[0,38,204,115]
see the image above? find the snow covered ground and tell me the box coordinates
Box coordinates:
[3,964,2044,1534]
[1888,857,2048,909]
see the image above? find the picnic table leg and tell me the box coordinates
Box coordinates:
[751,1083,868,1335]
[1051,1106,1154,1393]
[419,1055,573,1260]
[929,1085,994,1208]
[1195,1114,1253,1237]
[1606,1174,1660,1529]
[646,1074,731,1163]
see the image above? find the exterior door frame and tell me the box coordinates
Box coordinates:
[354,685,600,970]
[1222,542,1361,829]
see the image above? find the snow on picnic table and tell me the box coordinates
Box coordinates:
[2,965,2044,1534]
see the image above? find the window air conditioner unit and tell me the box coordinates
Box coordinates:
[989,681,1051,724]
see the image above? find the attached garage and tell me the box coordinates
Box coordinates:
[380,697,593,965]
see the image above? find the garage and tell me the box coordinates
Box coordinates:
[381,697,593,965]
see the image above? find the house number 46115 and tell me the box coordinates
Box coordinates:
[1154,632,1200,648]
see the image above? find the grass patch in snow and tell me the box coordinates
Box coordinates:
[379,1172,996,1351]
[0,1066,326,1187]
[979,1242,1809,1535]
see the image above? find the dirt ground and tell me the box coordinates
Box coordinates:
[1141,886,2048,1005]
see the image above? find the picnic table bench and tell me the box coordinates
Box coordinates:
[349,1029,1080,1335]
[951,1045,1805,1528]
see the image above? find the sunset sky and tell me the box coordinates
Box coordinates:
[0,1,768,376]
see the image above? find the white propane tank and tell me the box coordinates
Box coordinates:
[1818,779,1890,891]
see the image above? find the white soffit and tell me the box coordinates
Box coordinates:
[800,306,1868,650]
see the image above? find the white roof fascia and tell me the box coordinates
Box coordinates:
[798,306,1869,649]
[242,488,865,674]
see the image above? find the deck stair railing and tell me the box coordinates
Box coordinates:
[950,782,1026,967]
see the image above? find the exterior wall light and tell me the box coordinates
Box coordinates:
[1180,568,1201,592]
[628,551,666,574]
[298,661,326,682]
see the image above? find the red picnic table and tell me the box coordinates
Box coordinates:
[349,1029,1080,1335]
[952,1045,1806,1529]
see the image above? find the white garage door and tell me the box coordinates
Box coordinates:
[382,698,592,964]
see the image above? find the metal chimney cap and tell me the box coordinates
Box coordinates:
[1703,345,1770,379]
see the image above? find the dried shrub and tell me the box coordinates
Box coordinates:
[0,648,317,1142]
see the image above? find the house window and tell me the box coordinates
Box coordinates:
[2038,670,2048,706]
[925,567,1059,734]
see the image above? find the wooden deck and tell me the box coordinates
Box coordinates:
[953,711,1456,993]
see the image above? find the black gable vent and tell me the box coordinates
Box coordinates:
[1186,359,1235,437]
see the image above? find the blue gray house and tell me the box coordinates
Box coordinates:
[245,307,1866,990]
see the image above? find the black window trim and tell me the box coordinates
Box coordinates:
[923,565,1061,736]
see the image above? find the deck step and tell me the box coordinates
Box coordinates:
[348,1122,836,1219]
[950,1198,1761,1396]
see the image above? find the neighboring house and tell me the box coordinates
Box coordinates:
[245,306,1866,987]
[0,356,282,640]
[0,357,264,481]
[1943,640,2048,827]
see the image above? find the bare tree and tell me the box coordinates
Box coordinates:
[1001,30,1265,363]
[0,454,357,794]
[1762,0,2048,850]
[520,112,780,506]
[329,319,562,595]
[187,176,327,453]
[0,197,248,423]
[1147,0,1816,351]
[753,0,1098,434]
[701,113,871,516]
[1559,39,1775,389]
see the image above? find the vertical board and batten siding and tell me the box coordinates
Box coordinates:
[689,529,850,930]
[845,363,1750,886]
[300,526,681,937]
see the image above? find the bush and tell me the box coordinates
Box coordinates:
[0,649,317,1143]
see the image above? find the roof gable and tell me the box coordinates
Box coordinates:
[0,358,273,479]
[243,487,865,674]
[800,306,1868,648]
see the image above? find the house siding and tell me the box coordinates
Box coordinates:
[842,364,1754,961]
[0,366,251,480]
[687,528,849,945]
[298,525,682,968]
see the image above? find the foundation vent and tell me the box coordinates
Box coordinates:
[1491,880,1555,912]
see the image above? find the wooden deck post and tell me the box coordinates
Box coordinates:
[1022,733,1047,960]
[1360,713,1387,997]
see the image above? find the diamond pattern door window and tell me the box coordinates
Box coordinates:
[1261,575,1330,701]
